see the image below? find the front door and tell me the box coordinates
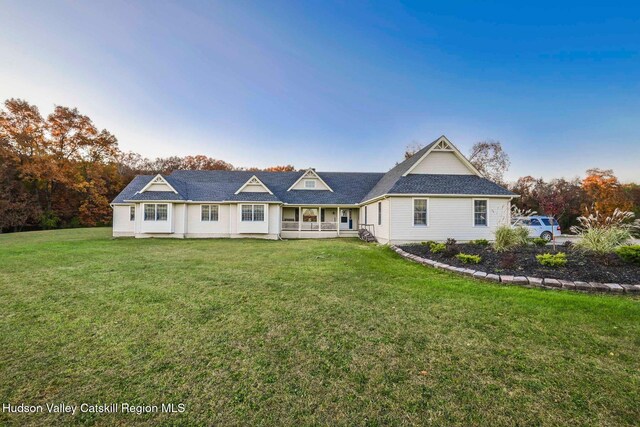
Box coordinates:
[340,209,352,230]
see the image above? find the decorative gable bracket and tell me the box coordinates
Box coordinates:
[287,168,334,192]
[402,136,481,177]
[138,174,178,194]
[432,139,454,151]
[235,175,273,194]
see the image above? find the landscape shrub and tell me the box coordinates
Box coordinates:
[531,237,548,247]
[575,228,631,254]
[571,209,637,254]
[514,226,530,245]
[494,225,529,252]
[536,252,568,267]
[421,240,435,246]
[442,244,460,258]
[455,253,482,264]
[429,243,446,253]
[615,245,640,265]
[470,239,489,246]
[443,238,460,258]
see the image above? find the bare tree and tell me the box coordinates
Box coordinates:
[404,141,426,159]
[468,140,510,184]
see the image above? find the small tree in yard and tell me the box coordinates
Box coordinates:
[536,186,565,250]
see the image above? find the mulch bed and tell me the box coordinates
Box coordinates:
[399,243,640,284]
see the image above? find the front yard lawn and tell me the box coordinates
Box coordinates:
[1,228,639,426]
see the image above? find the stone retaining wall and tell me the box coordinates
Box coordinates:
[390,245,640,295]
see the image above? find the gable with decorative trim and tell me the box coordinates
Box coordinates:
[139,174,178,193]
[288,169,333,191]
[405,137,479,176]
[236,175,273,194]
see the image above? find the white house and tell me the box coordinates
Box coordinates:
[111,136,516,244]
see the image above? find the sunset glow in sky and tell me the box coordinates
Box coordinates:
[1,1,639,181]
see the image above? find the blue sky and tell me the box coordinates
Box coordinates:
[1,1,639,182]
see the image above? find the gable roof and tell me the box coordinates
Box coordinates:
[138,174,179,193]
[235,175,273,195]
[111,136,515,205]
[402,136,481,176]
[287,168,334,192]
[112,170,384,205]
[361,140,439,202]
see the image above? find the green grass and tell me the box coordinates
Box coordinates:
[0,228,639,426]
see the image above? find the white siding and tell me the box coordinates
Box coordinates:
[351,209,359,229]
[229,204,238,235]
[322,208,338,223]
[408,151,473,175]
[185,204,230,237]
[173,204,186,235]
[112,205,135,236]
[237,203,268,234]
[290,176,330,190]
[230,203,278,239]
[240,183,269,192]
[388,196,511,243]
[268,204,280,235]
[361,199,391,243]
[139,203,173,234]
[144,182,174,191]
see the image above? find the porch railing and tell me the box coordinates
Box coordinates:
[281,221,299,231]
[359,223,375,236]
[280,221,338,231]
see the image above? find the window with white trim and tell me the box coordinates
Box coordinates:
[241,204,265,222]
[130,206,135,221]
[474,200,488,226]
[413,199,428,226]
[378,202,382,226]
[304,179,316,189]
[201,205,219,221]
[144,204,168,221]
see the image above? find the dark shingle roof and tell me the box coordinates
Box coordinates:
[111,139,515,205]
[112,171,384,205]
[388,174,514,196]
[112,175,152,203]
[166,170,385,205]
[127,191,186,201]
[361,141,438,202]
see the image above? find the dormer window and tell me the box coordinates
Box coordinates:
[304,180,316,189]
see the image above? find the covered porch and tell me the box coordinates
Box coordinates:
[281,206,359,238]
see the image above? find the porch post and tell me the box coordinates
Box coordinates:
[336,207,340,236]
[318,206,322,231]
[298,207,302,232]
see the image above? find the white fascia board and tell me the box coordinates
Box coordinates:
[234,175,274,195]
[402,136,482,177]
[138,174,179,194]
[287,169,334,192]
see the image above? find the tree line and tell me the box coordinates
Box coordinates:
[1,98,638,233]
[0,99,293,232]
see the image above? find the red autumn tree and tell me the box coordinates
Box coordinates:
[581,168,633,218]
